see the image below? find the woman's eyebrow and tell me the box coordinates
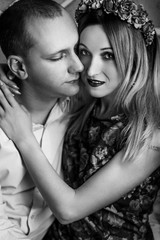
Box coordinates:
[100,47,112,51]
[79,43,87,48]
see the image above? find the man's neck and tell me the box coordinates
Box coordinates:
[15,89,58,125]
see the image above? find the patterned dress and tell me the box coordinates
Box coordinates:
[43,112,160,240]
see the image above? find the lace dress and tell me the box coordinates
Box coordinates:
[44,113,160,240]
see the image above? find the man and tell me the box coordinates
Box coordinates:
[0,0,83,239]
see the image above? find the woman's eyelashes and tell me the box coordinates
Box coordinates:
[101,51,114,60]
[79,48,90,57]
[78,48,114,60]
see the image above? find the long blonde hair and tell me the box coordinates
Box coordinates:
[68,13,160,161]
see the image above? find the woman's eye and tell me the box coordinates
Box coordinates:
[79,49,90,57]
[103,52,114,60]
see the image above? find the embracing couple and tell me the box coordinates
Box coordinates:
[0,0,160,239]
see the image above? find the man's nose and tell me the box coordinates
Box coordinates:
[68,53,84,74]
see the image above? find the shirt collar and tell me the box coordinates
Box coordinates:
[32,98,70,130]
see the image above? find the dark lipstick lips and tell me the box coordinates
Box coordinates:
[87,79,105,87]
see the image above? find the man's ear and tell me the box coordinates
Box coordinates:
[7,55,28,80]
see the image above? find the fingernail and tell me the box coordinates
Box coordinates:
[0,81,4,87]
[14,90,21,95]
[13,85,19,89]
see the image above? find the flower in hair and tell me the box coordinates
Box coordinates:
[75,0,155,46]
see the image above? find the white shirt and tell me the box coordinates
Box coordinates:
[0,100,69,240]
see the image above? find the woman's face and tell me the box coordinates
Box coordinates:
[79,24,121,101]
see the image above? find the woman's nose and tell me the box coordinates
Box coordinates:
[87,56,101,77]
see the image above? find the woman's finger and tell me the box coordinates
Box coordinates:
[0,82,18,108]
[0,64,18,90]
[0,88,11,111]
[21,104,29,114]
[0,105,5,117]
[8,86,21,95]
[7,70,20,92]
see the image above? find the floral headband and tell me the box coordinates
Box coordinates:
[75,0,155,46]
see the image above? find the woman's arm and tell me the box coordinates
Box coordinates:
[15,139,160,224]
[0,83,160,224]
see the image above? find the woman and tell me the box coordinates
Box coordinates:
[0,0,160,239]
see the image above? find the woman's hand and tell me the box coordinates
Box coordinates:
[0,81,32,144]
[0,63,21,95]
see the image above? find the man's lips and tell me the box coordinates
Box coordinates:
[87,78,105,87]
[68,78,79,84]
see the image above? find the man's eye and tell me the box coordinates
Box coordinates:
[50,52,67,61]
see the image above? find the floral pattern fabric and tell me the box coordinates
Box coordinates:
[43,113,160,240]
